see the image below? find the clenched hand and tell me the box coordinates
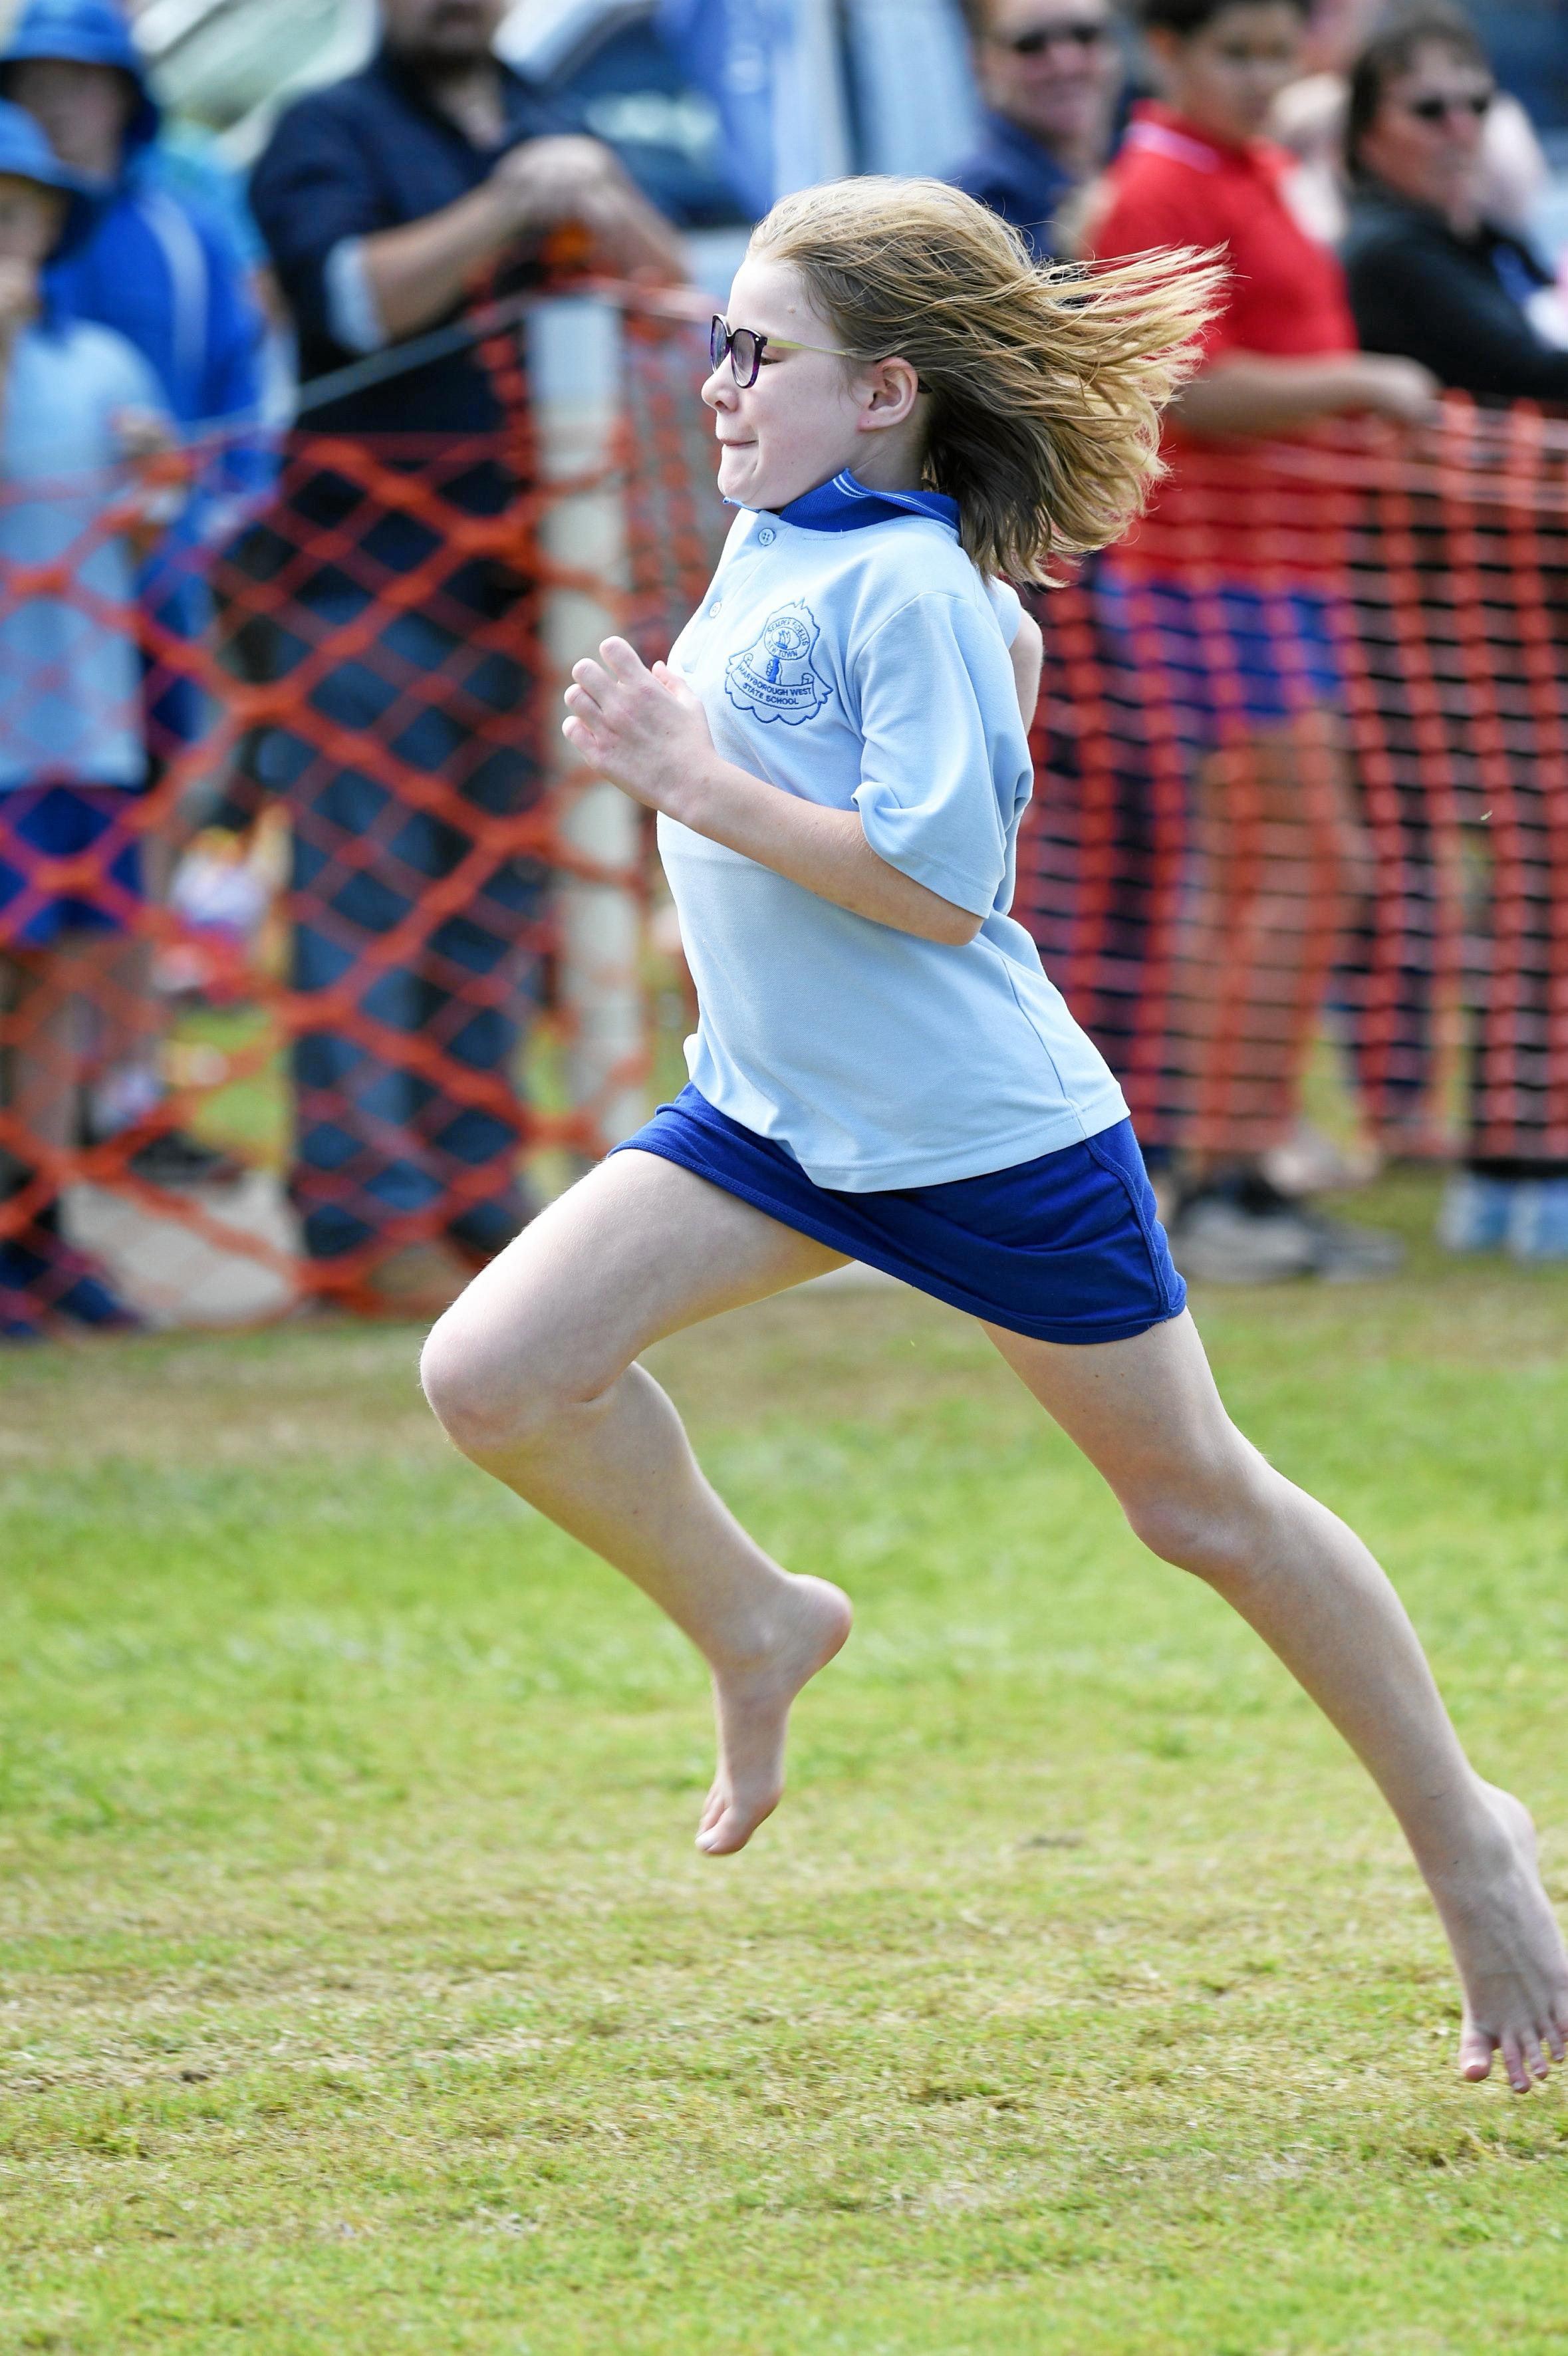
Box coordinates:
[562,636,717,815]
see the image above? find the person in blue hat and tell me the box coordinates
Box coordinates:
[0,96,172,1337]
[1,0,263,434]
[3,0,268,1193]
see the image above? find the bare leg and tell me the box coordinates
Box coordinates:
[420,1150,854,1854]
[3,947,87,1184]
[986,1307,1568,2093]
[1180,710,1357,1166]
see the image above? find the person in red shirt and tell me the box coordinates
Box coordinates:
[1083,0,1436,1282]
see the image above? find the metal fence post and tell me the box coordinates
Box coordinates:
[529,293,649,1158]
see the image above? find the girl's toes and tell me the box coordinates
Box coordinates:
[1546,2019,1567,2066]
[1500,2033,1532,2094]
[1457,2019,1494,2081]
[696,1786,777,1857]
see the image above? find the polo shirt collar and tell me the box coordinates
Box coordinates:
[763,470,960,535]
[1124,99,1272,178]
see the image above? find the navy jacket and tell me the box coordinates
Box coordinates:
[250,46,567,438]
[1342,180,1568,405]
[51,155,263,432]
[948,109,1075,262]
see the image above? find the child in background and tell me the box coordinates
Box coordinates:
[0,99,169,1337]
[423,176,1567,2094]
[1085,0,1438,1284]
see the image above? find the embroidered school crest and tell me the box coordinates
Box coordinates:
[724,601,831,725]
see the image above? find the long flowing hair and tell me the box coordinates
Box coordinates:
[749,177,1226,582]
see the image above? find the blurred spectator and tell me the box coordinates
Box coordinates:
[1341,5,1568,399]
[949,0,1127,257]
[1272,0,1551,243]
[2,1,265,432]
[247,0,682,1301]
[0,99,169,1339]
[2,0,269,1193]
[1089,0,1436,441]
[1085,0,1437,1281]
[1337,9,1568,1262]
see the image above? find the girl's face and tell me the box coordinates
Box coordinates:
[702,253,920,511]
[1150,1,1306,145]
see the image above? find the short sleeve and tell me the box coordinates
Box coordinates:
[850,593,1021,919]
[250,96,388,348]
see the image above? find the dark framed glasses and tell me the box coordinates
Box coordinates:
[996,18,1109,53]
[709,315,850,389]
[1402,88,1493,123]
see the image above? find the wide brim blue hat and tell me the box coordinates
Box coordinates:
[0,96,102,257]
[0,0,161,155]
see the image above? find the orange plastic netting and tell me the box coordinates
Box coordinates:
[1020,399,1568,1174]
[1,287,1565,1333]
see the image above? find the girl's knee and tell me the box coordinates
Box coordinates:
[1120,1447,1274,1585]
[1124,1494,1243,1581]
[420,1305,595,1458]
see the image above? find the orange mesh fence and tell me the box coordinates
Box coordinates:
[0,287,723,1335]
[1018,400,1568,1173]
[3,304,1567,1340]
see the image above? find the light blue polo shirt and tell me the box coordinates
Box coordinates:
[659,471,1128,1191]
[0,315,164,792]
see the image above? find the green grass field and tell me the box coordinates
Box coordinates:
[2,1172,1567,2355]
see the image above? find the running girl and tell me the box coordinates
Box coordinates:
[422,178,1568,2093]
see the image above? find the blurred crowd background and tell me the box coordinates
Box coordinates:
[1,0,1566,1339]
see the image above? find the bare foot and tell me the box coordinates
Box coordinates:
[695,1575,852,1857]
[1428,1784,1568,2093]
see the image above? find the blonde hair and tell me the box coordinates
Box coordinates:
[749,177,1226,583]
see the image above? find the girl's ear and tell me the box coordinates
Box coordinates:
[860,355,921,430]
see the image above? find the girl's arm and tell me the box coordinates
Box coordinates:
[1009,608,1043,733]
[563,636,982,947]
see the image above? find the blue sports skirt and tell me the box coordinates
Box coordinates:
[613,1085,1187,1347]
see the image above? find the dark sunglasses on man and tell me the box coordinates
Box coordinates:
[1402,87,1494,124]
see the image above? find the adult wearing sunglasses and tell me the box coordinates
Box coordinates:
[1343,7,1568,1270]
[1340,5,1568,404]
[948,0,1126,260]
